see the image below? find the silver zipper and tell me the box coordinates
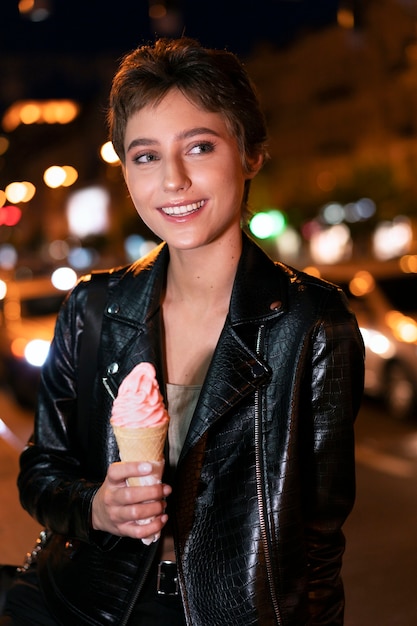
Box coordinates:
[254,324,282,625]
[102,377,116,400]
[119,543,159,626]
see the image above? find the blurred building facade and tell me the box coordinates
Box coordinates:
[247,0,417,227]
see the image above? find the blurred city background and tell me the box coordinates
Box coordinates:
[1,0,416,277]
[1,1,417,624]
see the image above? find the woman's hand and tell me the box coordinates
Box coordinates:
[91,461,172,542]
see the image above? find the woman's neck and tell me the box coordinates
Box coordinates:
[165,235,242,307]
[161,234,242,385]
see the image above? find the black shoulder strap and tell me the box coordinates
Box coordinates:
[77,272,110,449]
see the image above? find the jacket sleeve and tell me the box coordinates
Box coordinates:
[17,278,105,544]
[303,288,364,625]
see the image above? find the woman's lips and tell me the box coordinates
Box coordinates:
[160,199,205,217]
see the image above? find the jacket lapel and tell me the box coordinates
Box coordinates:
[179,234,287,459]
[178,321,271,459]
[99,243,168,399]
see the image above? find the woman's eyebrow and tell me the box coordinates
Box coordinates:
[126,137,157,152]
[126,127,221,153]
[178,127,221,140]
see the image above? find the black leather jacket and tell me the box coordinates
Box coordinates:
[18,234,364,625]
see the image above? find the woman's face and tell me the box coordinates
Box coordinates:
[122,88,260,252]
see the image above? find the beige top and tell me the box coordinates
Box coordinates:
[166,383,201,467]
[161,384,201,562]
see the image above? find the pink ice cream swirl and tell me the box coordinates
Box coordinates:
[110,362,168,428]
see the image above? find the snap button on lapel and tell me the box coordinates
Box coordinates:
[251,362,265,378]
[107,362,119,375]
[107,302,120,314]
[269,300,282,311]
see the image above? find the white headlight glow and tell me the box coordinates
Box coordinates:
[24,339,50,367]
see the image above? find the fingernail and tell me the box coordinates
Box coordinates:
[138,462,152,473]
[162,484,172,496]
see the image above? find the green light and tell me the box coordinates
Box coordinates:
[249,209,286,239]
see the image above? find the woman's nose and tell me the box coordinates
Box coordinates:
[162,157,191,192]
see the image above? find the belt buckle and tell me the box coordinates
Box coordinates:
[157,560,179,596]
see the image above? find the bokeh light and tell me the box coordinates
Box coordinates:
[124,234,158,262]
[0,280,7,300]
[43,165,78,189]
[100,141,120,165]
[2,100,79,132]
[349,271,375,297]
[61,166,78,187]
[309,224,352,264]
[5,181,35,203]
[249,209,286,239]
[51,267,78,291]
[399,255,417,273]
[373,217,412,261]
[44,166,67,188]
[24,340,51,367]
[68,247,98,270]
[0,205,22,226]
[66,187,109,238]
[0,244,18,270]
[0,137,10,156]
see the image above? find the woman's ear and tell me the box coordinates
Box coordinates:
[246,152,264,179]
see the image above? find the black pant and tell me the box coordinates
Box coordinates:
[128,559,186,626]
[1,564,186,626]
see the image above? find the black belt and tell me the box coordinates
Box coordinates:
[157,560,179,596]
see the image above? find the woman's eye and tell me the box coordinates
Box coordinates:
[189,141,215,155]
[134,152,158,164]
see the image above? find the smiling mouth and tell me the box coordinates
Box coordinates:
[160,200,205,217]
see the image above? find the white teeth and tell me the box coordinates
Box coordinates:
[161,200,204,216]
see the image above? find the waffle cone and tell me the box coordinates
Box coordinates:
[112,422,168,463]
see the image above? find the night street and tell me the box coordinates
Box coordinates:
[344,400,417,626]
[1,390,417,625]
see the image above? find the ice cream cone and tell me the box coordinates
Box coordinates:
[112,422,168,486]
[109,363,170,544]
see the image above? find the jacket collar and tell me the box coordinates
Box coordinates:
[109,232,288,329]
[109,241,168,327]
[229,232,288,325]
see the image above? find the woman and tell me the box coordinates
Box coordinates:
[2,37,364,625]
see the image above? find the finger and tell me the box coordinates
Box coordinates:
[107,461,153,484]
[123,513,169,541]
[121,482,171,506]
[115,494,167,528]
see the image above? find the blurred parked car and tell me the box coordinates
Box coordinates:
[305,261,417,420]
[0,269,77,406]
